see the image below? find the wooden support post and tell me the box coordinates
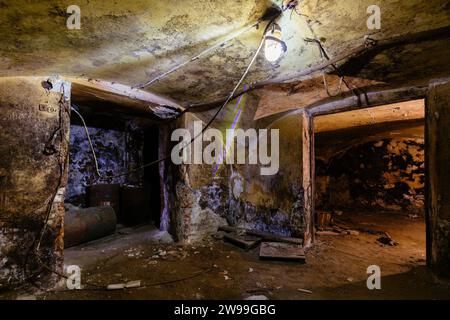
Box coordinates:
[302,110,315,247]
[426,78,450,278]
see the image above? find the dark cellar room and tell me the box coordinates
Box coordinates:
[0,0,450,314]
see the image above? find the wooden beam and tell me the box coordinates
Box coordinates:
[302,110,315,247]
[425,78,450,278]
[186,26,449,110]
[314,99,424,133]
[308,86,428,116]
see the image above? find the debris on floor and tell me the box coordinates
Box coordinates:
[297,288,313,294]
[217,225,306,262]
[218,226,303,245]
[223,233,261,250]
[259,242,306,263]
[377,234,399,246]
[244,295,269,300]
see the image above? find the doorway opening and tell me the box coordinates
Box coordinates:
[64,102,163,249]
[313,99,426,267]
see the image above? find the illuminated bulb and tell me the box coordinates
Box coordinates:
[264,23,286,62]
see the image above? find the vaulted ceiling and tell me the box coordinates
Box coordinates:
[1,0,449,119]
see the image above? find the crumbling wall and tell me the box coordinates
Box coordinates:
[317,137,425,214]
[230,113,305,237]
[67,120,144,207]
[0,77,70,289]
[167,95,305,242]
[167,113,227,243]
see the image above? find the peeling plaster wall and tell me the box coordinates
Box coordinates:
[316,137,425,215]
[229,113,305,237]
[167,113,228,243]
[168,97,305,242]
[67,120,144,207]
[0,77,70,289]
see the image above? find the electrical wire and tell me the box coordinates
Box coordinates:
[72,16,276,181]
[71,107,103,179]
[134,20,264,89]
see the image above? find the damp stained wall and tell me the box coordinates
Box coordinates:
[67,120,144,207]
[0,77,70,289]
[316,137,425,215]
[167,95,305,242]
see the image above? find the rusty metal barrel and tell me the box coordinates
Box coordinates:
[87,184,120,218]
[64,206,117,248]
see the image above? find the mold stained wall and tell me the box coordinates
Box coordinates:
[167,94,305,243]
[0,77,70,289]
[316,137,425,215]
[67,120,145,207]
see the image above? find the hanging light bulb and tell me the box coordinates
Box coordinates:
[264,23,287,62]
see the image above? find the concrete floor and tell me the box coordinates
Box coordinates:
[3,210,450,300]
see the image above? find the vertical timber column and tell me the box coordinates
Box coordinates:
[426,79,450,278]
[0,77,71,289]
[302,110,315,247]
[159,124,170,232]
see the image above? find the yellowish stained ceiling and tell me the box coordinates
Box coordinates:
[0,0,449,111]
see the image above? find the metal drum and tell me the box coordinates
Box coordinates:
[64,206,117,248]
[87,184,120,219]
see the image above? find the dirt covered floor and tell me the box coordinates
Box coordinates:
[2,211,450,300]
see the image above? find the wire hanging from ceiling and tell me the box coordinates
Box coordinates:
[74,10,283,181]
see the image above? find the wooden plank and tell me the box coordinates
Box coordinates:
[223,233,262,250]
[218,225,238,233]
[218,225,303,245]
[309,86,427,116]
[302,110,315,248]
[259,242,306,262]
[426,78,450,277]
[245,229,303,245]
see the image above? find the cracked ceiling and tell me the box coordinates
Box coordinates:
[0,0,449,120]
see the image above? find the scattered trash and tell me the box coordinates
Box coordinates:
[107,280,141,290]
[125,280,141,288]
[377,233,398,246]
[244,295,269,300]
[248,267,254,273]
[347,277,354,282]
[219,226,302,245]
[297,288,313,294]
[107,283,125,290]
[147,230,174,244]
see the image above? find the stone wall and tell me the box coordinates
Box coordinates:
[316,137,425,215]
[67,120,144,207]
[0,77,70,289]
[166,95,305,242]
